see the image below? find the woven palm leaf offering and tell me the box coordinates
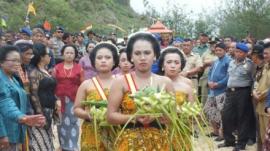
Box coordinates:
[82,100,118,151]
[82,100,108,126]
[176,92,214,151]
[116,86,213,151]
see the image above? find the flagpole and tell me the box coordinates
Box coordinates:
[0,17,2,36]
[25,6,30,28]
[25,1,33,28]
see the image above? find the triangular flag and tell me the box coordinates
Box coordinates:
[43,20,51,31]
[27,2,36,16]
[1,18,7,28]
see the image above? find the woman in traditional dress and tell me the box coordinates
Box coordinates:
[158,47,194,150]
[107,32,174,151]
[15,42,33,94]
[79,42,96,80]
[74,42,119,151]
[0,45,45,151]
[15,41,34,151]
[28,43,58,151]
[54,44,84,151]
[117,47,133,76]
[159,47,194,104]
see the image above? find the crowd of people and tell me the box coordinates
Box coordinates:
[1,25,270,151]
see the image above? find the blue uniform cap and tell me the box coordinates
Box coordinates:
[174,37,183,43]
[20,27,32,37]
[236,43,249,53]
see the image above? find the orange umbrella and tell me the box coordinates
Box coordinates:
[147,21,172,34]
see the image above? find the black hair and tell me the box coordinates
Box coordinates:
[158,47,186,75]
[0,45,20,63]
[224,36,234,41]
[90,42,119,70]
[31,43,48,67]
[183,38,192,42]
[126,32,160,62]
[215,42,226,50]
[200,33,208,37]
[107,37,117,45]
[119,47,127,55]
[62,32,72,41]
[87,30,95,36]
[60,44,79,59]
[75,32,84,37]
[85,42,96,53]
[15,43,33,53]
[264,42,270,49]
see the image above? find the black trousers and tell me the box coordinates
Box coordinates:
[222,87,255,147]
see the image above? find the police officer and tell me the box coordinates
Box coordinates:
[218,43,255,151]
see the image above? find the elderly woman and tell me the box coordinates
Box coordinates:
[0,45,45,151]
[54,45,84,151]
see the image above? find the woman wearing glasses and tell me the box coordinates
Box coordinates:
[0,45,45,151]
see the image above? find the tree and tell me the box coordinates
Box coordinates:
[217,0,270,39]
[161,3,194,38]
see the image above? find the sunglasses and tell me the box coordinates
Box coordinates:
[57,31,63,33]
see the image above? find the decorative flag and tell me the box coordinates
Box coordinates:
[0,18,7,28]
[85,24,92,30]
[43,20,51,31]
[27,2,36,16]
[107,24,126,33]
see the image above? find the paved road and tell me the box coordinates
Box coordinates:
[53,123,257,151]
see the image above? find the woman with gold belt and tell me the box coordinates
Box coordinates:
[107,32,174,150]
[74,43,119,151]
[158,47,195,150]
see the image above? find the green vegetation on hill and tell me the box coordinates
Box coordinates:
[0,0,149,36]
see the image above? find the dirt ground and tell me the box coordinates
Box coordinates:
[193,135,256,151]
[53,123,257,151]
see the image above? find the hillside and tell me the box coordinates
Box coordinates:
[0,0,149,35]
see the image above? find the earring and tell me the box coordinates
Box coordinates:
[162,67,164,71]
[131,59,133,62]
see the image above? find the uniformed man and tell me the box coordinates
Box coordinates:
[199,37,218,105]
[181,38,203,94]
[192,33,210,56]
[253,43,270,150]
[219,43,255,151]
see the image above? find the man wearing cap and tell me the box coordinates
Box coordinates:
[49,26,64,59]
[199,37,219,105]
[253,43,270,150]
[248,43,264,150]
[192,33,210,56]
[20,27,32,40]
[75,32,86,55]
[172,37,183,50]
[181,38,203,94]
[219,43,255,150]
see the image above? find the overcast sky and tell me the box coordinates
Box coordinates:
[130,0,221,15]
